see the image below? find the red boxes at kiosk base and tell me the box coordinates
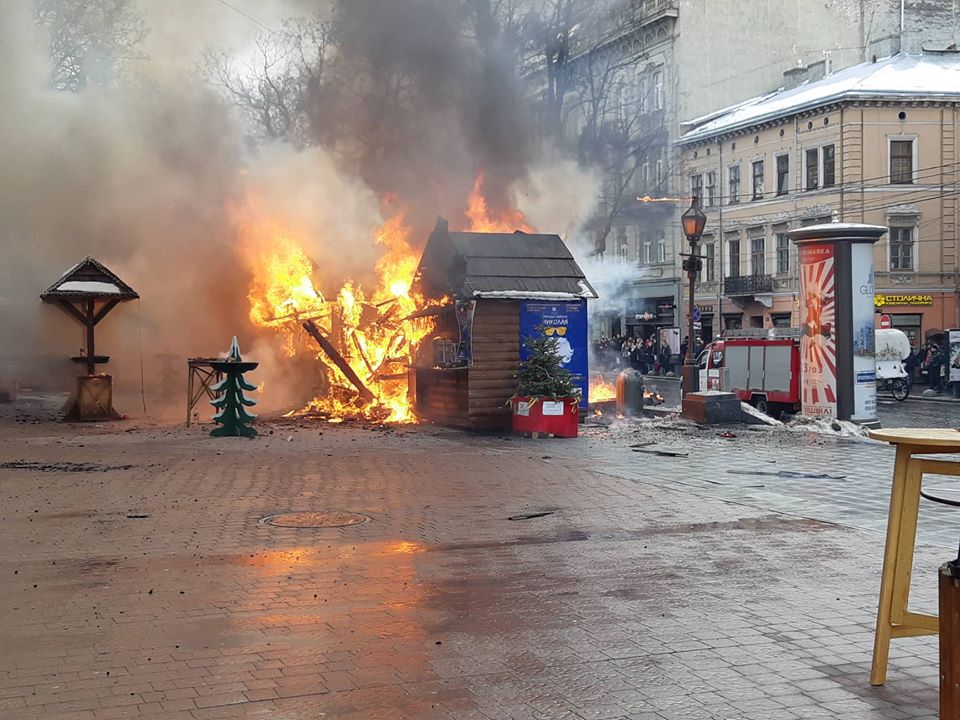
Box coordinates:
[510,396,579,438]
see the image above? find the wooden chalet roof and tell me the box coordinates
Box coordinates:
[41,257,139,301]
[413,217,597,301]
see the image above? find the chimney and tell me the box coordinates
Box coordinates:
[805,59,827,83]
[782,66,806,91]
[782,59,827,90]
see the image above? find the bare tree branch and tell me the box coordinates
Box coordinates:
[34,0,148,91]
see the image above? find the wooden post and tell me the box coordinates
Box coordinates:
[941,563,960,717]
[85,299,96,376]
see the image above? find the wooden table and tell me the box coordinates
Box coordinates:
[186,359,223,427]
[869,427,960,686]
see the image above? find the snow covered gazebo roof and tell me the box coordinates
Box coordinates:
[679,52,960,145]
[41,256,138,301]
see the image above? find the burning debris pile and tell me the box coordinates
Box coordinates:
[244,177,536,423]
[246,211,436,423]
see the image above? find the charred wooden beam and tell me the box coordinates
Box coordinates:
[302,320,375,403]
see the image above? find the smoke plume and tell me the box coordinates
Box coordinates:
[0,0,599,416]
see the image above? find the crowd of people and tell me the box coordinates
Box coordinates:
[592,334,706,375]
[905,339,959,393]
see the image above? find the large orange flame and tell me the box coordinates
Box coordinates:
[243,201,436,423]
[464,174,534,233]
[243,174,533,423]
[590,374,616,402]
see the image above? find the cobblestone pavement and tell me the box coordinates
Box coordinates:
[0,400,956,719]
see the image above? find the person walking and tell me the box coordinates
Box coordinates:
[927,342,945,393]
[904,346,921,392]
[659,345,672,376]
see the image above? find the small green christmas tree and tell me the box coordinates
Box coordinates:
[210,337,259,438]
[515,328,580,400]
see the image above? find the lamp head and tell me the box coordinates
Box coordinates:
[681,199,707,243]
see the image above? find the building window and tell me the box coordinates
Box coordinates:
[771,312,792,328]
[750,233,765,275]
[823,144,836,187]
[775,228,790,274]
[641,162,650,190]
[751,160,764,200]
[702,241,715,282]
[727,232,741,278]
[776,154,789,195]
[643,239,652,265]
[728,164,740,205]
[805,148,819,190]
[655,159,663,186]
[723,314,743,330]
[653,70,663,110]
[657,235,666,263]
[889,225,915,270]
[690,174,703,204]
[890,139,914,184]
[638,77,648,113]
[705,172,716,207]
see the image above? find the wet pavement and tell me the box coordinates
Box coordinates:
[0,399,958,719]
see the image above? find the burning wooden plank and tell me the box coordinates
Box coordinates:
[302,320,376,403]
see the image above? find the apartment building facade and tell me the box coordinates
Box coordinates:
[678,52,960,347]
[525,0,947,342]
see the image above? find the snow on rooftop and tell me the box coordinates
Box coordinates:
[680,53,960,144]
[57,281,123,294]
[472,290,595,300]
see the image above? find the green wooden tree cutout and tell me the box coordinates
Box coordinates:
[209,337,259,438]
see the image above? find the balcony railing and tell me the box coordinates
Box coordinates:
[724,274,773,297]
[628,0,679,24]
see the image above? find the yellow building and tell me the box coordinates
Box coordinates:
[678,51,960,348]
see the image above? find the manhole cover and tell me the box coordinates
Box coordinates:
[259,511,371,528]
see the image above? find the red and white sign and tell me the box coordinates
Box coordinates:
[798,243,837,417]
[880,314,892,329]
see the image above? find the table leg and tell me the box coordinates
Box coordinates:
[891,456,924,625]
[871,444,913,686]
[186,367,193,427]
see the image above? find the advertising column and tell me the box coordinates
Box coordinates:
[789,224,885,425]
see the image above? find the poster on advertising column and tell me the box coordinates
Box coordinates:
[850,243,877,421]
[798,243,838,416]
[520,300,588,409]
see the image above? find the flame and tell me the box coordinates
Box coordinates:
[243,175,532,424]
[589,374,617,402]
[465,174,535,233]
[588,373,664,405]
[246,202,437,424]
[644,389,665,405]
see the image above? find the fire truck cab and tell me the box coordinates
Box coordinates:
[698,331,802,417]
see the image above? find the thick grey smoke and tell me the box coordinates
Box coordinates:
[0,0,599,416]
[308,0,537,231]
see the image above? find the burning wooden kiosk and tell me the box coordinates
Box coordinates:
[40,257,138,421]
[410,218,597,430]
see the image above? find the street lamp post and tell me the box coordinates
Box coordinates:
[681,199,707,398]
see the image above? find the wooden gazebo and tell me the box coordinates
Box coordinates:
[409,218,596,430]
[41,257,138,420]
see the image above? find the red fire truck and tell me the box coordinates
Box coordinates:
[698,331,802,417]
